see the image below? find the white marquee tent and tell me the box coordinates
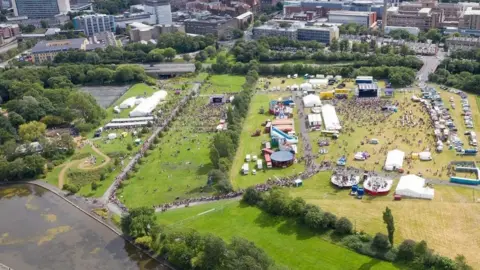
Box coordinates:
[395,174,434,199]
[321,104,341,130]
[303,94,321,107]
[119,97,137,109]
[129,90,167,117]
[300,83,313,91]
[384,149,405,171]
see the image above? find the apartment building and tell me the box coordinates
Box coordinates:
[459,7,480,30]
[73,14,116,36]
[184,16,238,38]
[11,0,70,19]
[30,38,106,63]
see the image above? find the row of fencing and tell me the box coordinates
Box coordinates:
[104,83,202,212]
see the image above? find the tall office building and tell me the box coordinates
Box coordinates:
[12,0,70,19]
[144,0,172,25]
[73,14,116,36]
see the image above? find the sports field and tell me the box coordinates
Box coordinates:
[229,93,305,189]
[156,200,400,270]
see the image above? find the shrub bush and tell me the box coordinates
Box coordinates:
[242,187,262,205]
[335,217,353,235]
[373,233,391,250]
[63,183,79,194]
[397,239,416,262]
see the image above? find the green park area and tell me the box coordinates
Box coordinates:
[117,97,221,207]
[156,200,399,270]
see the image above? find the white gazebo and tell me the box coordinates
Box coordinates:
[384,149,405,171]
[303,94,321,108]
[395,174,434,200]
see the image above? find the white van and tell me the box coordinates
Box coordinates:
[242,163,249,175]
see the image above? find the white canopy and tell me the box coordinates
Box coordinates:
[291,84,299,90]
[396,174,434,200]
[300,83,313,91]
[321,104,341,130]
[303,94,321,108]
[119,97,137,109]
[307,114,322,127]
[108,133,117,140]
[129,90,167,117]
[384,149,405,171]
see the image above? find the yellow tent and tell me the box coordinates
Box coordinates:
[121,132,128,138]
[411,153,419,160]
[320,91,335,100]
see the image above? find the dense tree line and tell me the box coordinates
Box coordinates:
[242,187,471,269]
[53,33,215,65]
[439,58,480,74]
[448,49,480,61]
[231,40,417,64]
[429,69,480,94]
[207,69,258,192]
[121,207,280,270]
[93,0,142,14]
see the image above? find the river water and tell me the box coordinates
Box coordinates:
[0,184,167,270]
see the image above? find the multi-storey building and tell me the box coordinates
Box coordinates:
[184,16,238,38]
[283,0,384,19]
[144,0,173,25]
[446,36,480,50]
[386,0,443,31]
[460,7,480,30]
[73,14,116,36]
[11,0,70,19]
[253,21,338,44]
[328,10,377,27]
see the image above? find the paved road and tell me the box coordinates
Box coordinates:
[416,50,445,82]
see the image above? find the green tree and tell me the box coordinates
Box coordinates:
[288,197,306,217]
[182,53,191,62]
[18,121,46,142]
[455,255,473,270]
[339,39,349,52]
[209,133,235,168]
[263,188,291,216]
[205,46,217,58]
[40,20,49,29]
[8,112,25,128]
[121,207,157,238]
[91,181,98,191]
[383,207,395,246]
[162,47,176,61]
[242,187,262,205]
[304,208,324,230]
[330,38,339,52]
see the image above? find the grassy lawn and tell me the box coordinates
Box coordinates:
[230,93,305,189]
[305,88,472,180]
[156,201,399,270]
[288,171,480,267]
[201,74,246,94]
[117,97,221,208]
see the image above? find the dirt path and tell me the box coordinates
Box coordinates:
[57,143,111,189]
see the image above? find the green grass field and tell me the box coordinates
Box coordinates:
[201,74,246,94]
[229,93,305,189]
[156,201,399,270]
[117,97,219,208]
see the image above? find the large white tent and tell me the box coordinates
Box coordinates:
[309,78,328,87]
[119,97,137,109]
[395,174,434,200]
[303,94,321,108]
[129,90,167,117]
[384,149,405,171]
[300,83,313,91]
[321,104,341,130]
